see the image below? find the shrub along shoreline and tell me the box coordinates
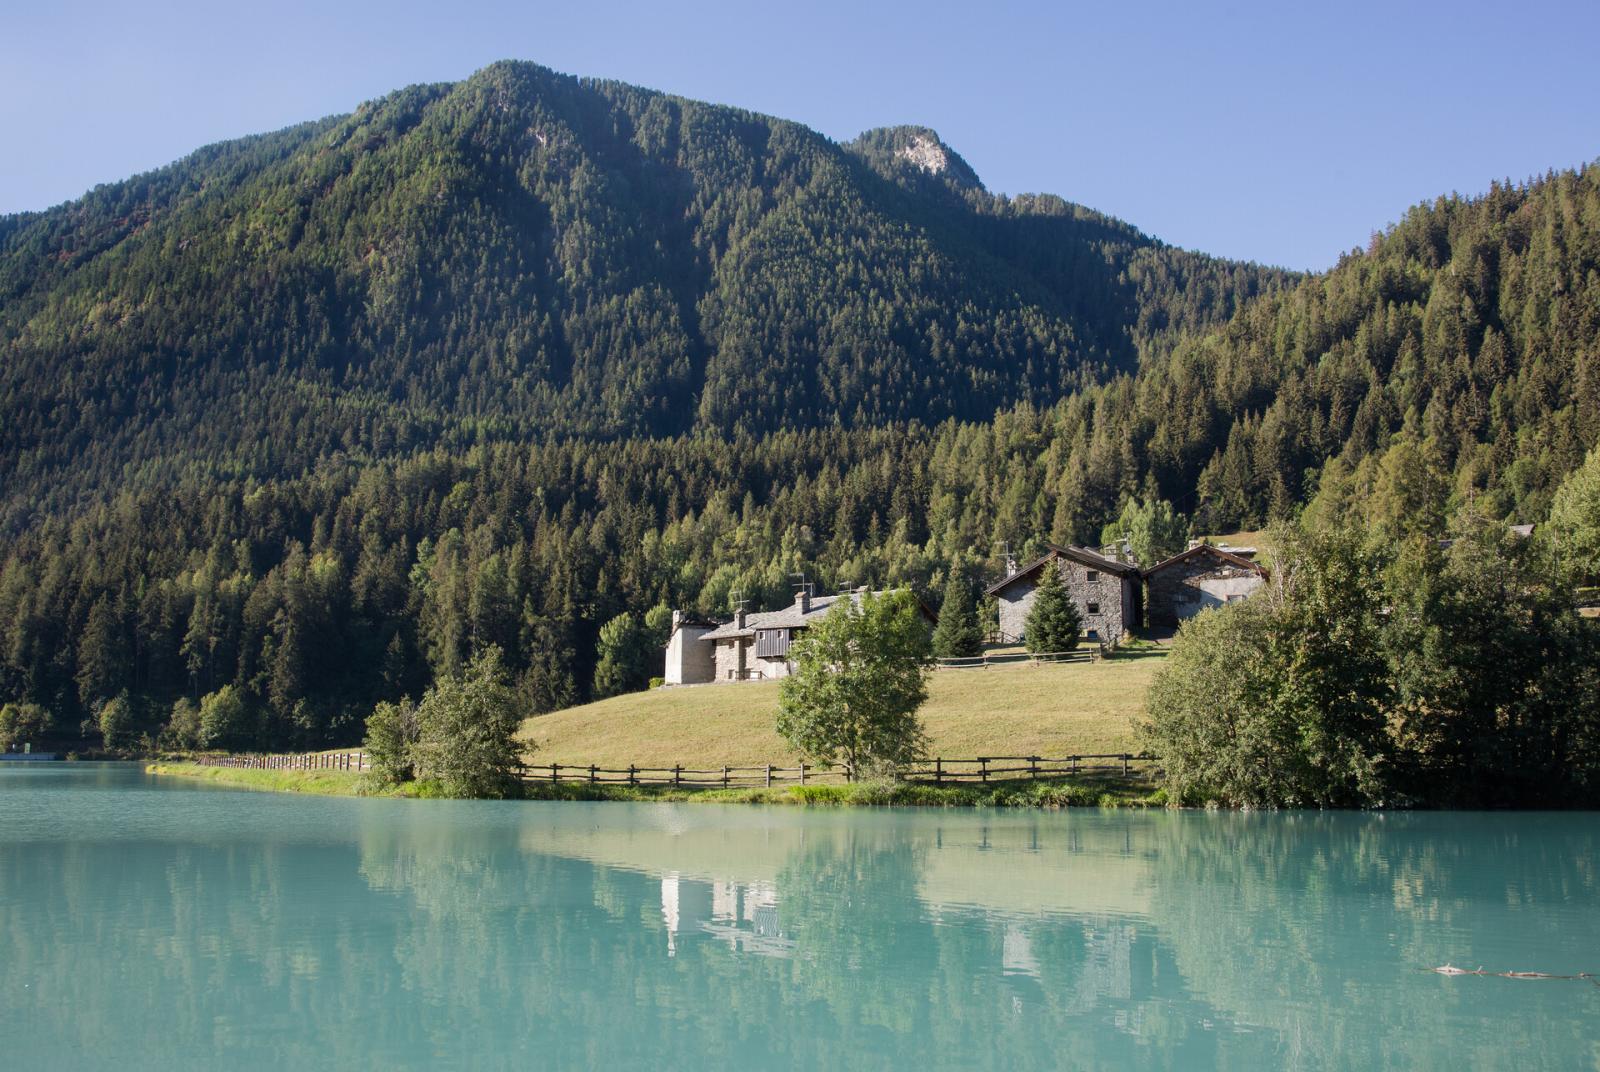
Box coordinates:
[145,761,1164,808]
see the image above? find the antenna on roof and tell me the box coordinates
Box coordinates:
[997,540,1018,575]
[730,588,749,612]
[789,572,812,597]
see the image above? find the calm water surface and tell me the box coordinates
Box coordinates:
[2,763,1597,1070]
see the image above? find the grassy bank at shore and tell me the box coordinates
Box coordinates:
[145,762,412,797]
[146,762,1163,808]
[520,653,1163,767]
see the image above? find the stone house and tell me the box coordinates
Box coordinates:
[662,612,720,685]
[1142,545,1267,628]
[984,544,1143,645]
[664,588,937,685]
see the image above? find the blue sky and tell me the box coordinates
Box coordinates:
[4,0,1595,269]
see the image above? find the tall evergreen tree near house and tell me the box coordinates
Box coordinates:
[592,612,650,698]
[1024,564,1081,653]
[932,573,983,658]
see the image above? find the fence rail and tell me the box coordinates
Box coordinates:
[187,751,1159,787]
[936,648,1096,669]
[191,751,371,772]
[517,753,1158,787]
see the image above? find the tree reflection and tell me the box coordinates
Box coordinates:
[6,773,1598,1071]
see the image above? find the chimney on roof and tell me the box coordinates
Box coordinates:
[671,609,682,632]
[796,586,810,614]
[733,606,746,629]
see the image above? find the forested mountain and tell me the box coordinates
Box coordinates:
[0,61,1282,529]
[0,60,1596,751]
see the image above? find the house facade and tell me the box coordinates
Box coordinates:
[663,612,719,685]
[984,544,1142,645]
[1143,545,1267,628]
[664,588,936,685]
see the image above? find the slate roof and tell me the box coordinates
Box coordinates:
[699,589,936,641]
[983,543,1139,597]
[1142,544,1267,579]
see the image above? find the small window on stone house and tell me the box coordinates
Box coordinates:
[1086,570,1100,584]
[1087,602,1100,615]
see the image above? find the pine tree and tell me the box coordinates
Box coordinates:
[1024,563,1082,653]
[592,613,649,698]
[932,573,983,657]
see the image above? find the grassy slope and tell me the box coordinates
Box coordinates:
[519,655,1163,767]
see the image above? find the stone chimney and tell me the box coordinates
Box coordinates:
[733,606,746,630]
[796,586,811,615]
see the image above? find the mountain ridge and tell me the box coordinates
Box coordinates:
[0,60,1292,527]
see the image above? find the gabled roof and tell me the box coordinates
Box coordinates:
[699,589,936,641]
[984,543,1139,597]
[1142,544,1267,579]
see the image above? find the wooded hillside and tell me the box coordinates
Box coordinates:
[1,60,1595,751]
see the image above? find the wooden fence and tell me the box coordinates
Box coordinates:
[517,762,851,787]
[517,753,1158,787]
[192,751,371,771]
[936,649,1096,670]
[189,751,1158,787]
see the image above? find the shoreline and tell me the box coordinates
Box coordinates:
[145,762,1165,808]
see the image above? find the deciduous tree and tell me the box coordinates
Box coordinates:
[777,591,932,778]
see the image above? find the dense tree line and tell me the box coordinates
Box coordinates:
[0,62,1595,755]
[1143,519,1600,807]
[0,62,1286,532]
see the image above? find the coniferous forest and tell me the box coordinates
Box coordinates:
[1,61,1597,751]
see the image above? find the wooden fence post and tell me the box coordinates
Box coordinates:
[674,764,682,787]
[629,765,637,786]
[1030,756,1039,780]
[1123,753,1130,777]
[765,764,772,787]
[722,766,729,788]
[934,758,942,785]
[589,765,597,784]
[980,758,989,783]
[799,763,807,785]
[552,762,561,783]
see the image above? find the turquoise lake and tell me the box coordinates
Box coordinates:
[2,764,1597,1070]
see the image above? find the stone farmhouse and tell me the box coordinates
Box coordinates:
[664,588,937,685]
[985,544,1144,645]
[1142,544,1268,628]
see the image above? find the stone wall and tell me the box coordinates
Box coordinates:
[665,625,716,685]
[1146,553,1265,627]
[708,637,796,682]
[713,638,748,681]
[996,558,1132,646]
[751,655,793,680]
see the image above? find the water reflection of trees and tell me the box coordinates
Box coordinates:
[1144,812,1600,1071]
[7,789,1598,1070]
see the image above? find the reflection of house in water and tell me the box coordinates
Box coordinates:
[1075,924,1134,1006]
[660,873,793,958]
[1002,922,1040,978]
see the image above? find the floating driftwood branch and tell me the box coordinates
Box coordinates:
[1426,964,1598,985]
